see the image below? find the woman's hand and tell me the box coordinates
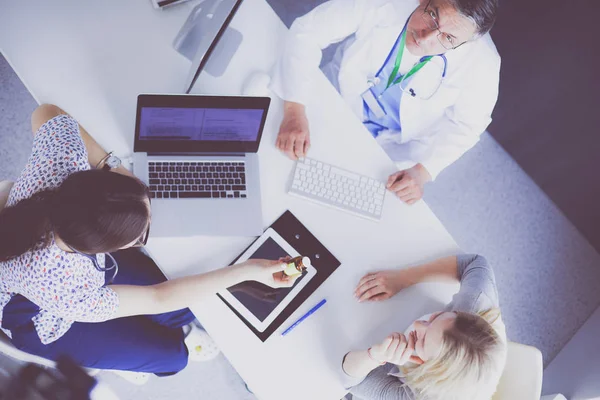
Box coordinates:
[355,269,413,302]
[369,332,418,366]
[241,258,298,288]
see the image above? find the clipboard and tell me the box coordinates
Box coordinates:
[217,210,341,342]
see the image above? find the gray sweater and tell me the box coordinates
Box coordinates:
[346,254,506,400]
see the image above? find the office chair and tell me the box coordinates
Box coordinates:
[492,341,544,400]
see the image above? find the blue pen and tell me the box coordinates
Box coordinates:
[281,299,327,336]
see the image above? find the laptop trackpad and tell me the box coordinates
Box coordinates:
[149,198,262,237]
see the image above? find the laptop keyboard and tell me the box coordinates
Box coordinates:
[147,161,247,199]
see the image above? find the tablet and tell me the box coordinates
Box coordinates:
[217,228,317,332]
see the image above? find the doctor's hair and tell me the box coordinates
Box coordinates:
[450,0,499,36]
[401,309,505,400]
[0,170,150,262]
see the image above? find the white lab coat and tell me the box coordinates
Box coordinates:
[270,0,501,179]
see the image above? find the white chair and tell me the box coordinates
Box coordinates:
[492,341,544,400]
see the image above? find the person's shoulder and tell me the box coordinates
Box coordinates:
[1,244,58,283]
[475,33,501,65]
[448,35,500,79]
[357,0,418,22]
[386,0,420,20]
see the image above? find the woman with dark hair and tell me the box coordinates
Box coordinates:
[0,104,295,379]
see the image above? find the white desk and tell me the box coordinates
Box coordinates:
[0,1,460,399]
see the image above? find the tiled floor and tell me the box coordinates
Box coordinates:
[1,1,600,398]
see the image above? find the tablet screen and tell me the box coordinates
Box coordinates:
[228,237,308,321]
[218,228,317,332]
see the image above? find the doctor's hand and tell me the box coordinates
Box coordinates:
[276,101,311,160]
[355,269,411,302]
[369,332,418,366]
[242,258,299,289]
[386,164,432,205]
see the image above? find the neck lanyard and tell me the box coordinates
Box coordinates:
[384,26,433,90]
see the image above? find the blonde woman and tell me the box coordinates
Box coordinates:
[343,255,507,400]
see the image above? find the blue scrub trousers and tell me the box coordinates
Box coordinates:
[2,248,196,376]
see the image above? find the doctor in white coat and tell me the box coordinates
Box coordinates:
[270,0,500,204]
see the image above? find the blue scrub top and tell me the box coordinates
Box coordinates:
[363,31,416,138]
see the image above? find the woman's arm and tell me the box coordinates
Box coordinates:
[343,332,417,376]
[355,256,459,302]
[341,333,417,398]
[444,254,500,312]
[354,255,499,309]
[108,259,291,320]
[342,350,384,378]
[31,104,134,178]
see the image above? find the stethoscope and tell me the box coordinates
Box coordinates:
[369,18,448,99]
[66,244,119,284]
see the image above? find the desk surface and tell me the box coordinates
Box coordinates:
[0,1,460,399]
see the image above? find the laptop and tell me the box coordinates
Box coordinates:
[132,94,270,237]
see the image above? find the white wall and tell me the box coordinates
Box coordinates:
[542,305,600,399]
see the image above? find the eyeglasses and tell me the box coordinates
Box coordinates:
[421,0,465,50]
[132,224,150,248]
[132,194,152,248]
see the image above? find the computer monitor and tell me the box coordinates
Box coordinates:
[173,0,244,94]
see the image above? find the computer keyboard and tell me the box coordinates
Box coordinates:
[288,158,386,221]
[147,161,247,199]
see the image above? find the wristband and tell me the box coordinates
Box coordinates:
[367,348,386,365]
[96,152,113,170]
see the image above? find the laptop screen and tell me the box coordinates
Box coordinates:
[138,107,264,142]
[134,94,270,154]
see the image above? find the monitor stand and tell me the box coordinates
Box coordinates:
[173,0,243,79]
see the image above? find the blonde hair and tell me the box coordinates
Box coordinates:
[401,309,505,400]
